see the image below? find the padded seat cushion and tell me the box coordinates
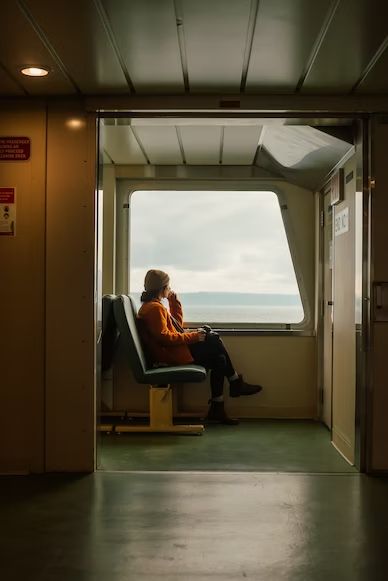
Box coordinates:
[144,364,206,383]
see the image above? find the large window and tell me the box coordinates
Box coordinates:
[129,190,304,325]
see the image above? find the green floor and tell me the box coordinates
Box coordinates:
[98,419,356,472]
[3,471,388,580]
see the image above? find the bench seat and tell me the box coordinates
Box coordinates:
[113,294,206,434]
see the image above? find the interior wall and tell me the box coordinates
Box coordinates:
[0,101,96,474]
[45,103,96,472]
[0,103,46,473]
[185,336,316,418]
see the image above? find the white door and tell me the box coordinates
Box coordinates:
[331,158,357,464]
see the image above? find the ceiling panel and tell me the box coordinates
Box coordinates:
[24,0,129,94]
[0,68,26,96]
[0,3,75,95]
[222,126,262,164]
[0,1,387,98]
[103,126,147,164]
[179,126,221,164]
[302,0,388,93]
[181,0,251,92]
[246,0,332,92]
[134,126,182,164]
[101,0,184,93]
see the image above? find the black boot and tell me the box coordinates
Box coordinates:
[229,375,263,398]
[206,401,239,425]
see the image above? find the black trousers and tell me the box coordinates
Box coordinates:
[189,336,235,399]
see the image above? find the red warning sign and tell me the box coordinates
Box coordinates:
[0,137,30,161]
[0,188,15,203]
[0,187,16,236]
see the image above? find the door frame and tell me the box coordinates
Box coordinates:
[95,111,371,472]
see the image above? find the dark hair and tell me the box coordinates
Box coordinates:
[140,285,169,302]
[140,289,159,302]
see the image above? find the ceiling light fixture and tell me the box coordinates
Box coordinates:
[20,66,50,77]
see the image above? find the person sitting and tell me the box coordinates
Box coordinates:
[137,269,263,425]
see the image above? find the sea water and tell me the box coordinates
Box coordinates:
[182,304,304,324]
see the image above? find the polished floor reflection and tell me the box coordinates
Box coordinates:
[98,420,356,472]
[1,471,387,580]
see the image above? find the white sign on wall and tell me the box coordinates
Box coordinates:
[335,207,349,237]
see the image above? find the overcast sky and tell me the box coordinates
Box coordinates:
[129,190,300,295]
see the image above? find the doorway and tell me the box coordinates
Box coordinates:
[96,114,366,473]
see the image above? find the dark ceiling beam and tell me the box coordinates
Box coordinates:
[219,126,225,164]
[130,126,151,164]
[3,93,388,115]
[84,94,388,114]
[173,0,190,92]
[175,126,186,164]
[351,35,388,94]
[93,0,136,94]
[295,0,341,92]
[240,0,260,92]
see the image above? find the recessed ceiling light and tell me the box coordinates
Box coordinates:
[20,66,50,77]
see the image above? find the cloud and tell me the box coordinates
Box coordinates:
[130,190,300,294]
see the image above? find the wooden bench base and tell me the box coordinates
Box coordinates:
[115,425,204,434]
[115,386,204,435]
[97,424,114,433]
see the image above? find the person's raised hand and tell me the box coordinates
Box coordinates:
[197,329,207,342]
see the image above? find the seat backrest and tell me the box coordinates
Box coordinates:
[101,294,119,372]
[113,294,148,383]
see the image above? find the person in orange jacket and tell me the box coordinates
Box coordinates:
[138,269,263,425]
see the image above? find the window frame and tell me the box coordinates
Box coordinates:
[119,179,313,333]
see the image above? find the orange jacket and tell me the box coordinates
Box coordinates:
[138,295,200,365]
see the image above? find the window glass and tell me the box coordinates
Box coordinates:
[130,190,304,324]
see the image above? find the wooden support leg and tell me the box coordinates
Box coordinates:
[116,385,204,434]
[150,386,174,427]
